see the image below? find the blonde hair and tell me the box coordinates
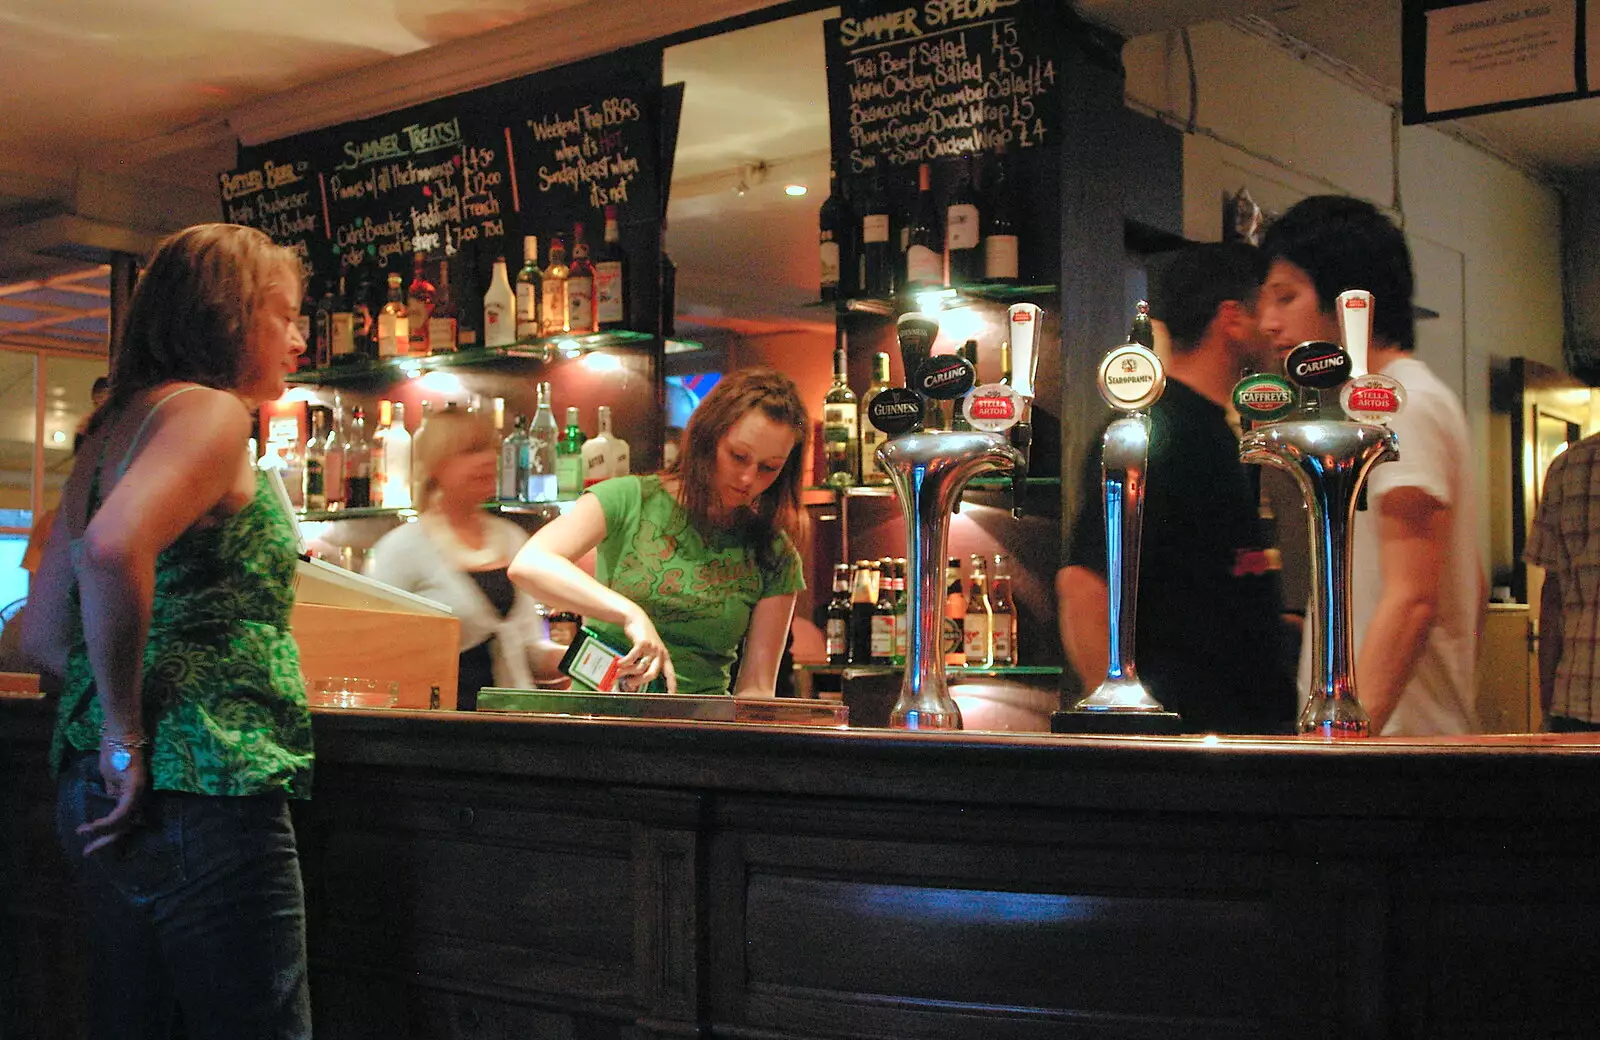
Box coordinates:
[411,407,496,507]
[94,223,302,431]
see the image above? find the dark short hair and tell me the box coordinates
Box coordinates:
[668,367,808,571]
[1148,242,1268,353]
[1261,195,1415,350]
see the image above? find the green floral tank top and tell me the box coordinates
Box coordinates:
[50,391,313,797]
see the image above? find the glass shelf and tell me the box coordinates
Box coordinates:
[286,330,669,386]
[798,664,1062,679]
[822,284,1058,316]
[297,499,579,522]
[806,477,1059,497]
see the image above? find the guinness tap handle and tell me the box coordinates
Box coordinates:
[1336,290,1374,378]
[895,312,941,391]
[1006,303,1041,400]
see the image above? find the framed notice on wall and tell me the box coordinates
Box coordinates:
[1402,0,1592,123]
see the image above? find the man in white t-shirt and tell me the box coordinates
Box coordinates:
[1258,196,1485,734]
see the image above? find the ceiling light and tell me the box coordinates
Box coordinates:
[51,430,67,444]
[784,184,808,197]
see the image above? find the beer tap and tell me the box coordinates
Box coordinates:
[1235,290,1405,738]
[1051,329,1183,735]
[1004,303,1041,517]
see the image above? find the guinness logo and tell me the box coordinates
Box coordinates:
[867,387,926,436]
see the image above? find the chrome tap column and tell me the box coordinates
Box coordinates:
[1051,337,1183,735]
[878,430,1022,730]
[1236,294,1404,737]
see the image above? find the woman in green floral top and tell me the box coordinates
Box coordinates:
[509,368,809,696]
[22,224,314,1039]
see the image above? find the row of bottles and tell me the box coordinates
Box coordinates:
[498,393,630,505]
[825,554,1017,669]
[819,154,1020,302]
[299,398,414,511]
[302,206,629,368]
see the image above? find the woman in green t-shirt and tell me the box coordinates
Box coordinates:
[509,368,809,695]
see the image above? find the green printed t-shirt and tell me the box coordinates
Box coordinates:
[586,476,804,695]
[52,469,314,798]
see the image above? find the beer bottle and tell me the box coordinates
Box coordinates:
[892,557,909,667]
[943,557,967,667]
[963,554,994,668]
[990,553,1017,666]
[825,563,851,665]
[848,560,878,665]
[870,557,898,665]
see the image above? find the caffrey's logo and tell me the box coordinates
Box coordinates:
[1232,373,1297,423]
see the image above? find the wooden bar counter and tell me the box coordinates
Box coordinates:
[3,696,1599,1039]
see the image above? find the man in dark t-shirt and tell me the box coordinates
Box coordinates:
[1056,243,1297,734]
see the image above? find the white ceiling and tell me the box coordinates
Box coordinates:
[3,0,1600,356]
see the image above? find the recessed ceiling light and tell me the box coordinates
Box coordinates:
[784,184,808,197]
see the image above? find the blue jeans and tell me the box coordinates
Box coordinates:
[54,754,312,1040]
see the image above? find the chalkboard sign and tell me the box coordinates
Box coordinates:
[222,49,665,332]
[824,0,1063,174]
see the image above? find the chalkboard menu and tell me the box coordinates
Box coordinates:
[824,0,1063,174]
[223,49,665,332]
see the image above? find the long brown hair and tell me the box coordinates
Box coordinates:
[91,223,302,432]
[666,367,809,570]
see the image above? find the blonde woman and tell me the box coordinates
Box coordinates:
[22,223,314,1039]
[365,406,562,708]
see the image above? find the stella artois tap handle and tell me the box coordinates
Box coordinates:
[1336,290,1373,378]
[1006,303,1041,400]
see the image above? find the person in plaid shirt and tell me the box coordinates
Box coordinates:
[1526,434,1600,731]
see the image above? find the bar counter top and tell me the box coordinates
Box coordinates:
[4,696,1598,1039]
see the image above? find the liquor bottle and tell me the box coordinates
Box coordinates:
[515,235,542,341]
[822,338,858,487]
[1128,299,1155,348]
[303,411,327,512]
[542,235,570,336]
[384,402,413,509]
[567,222,597,334]
[943,557,967,666]
[904,162,942,289]
[945,154,982,286]
[819,160,844,302]
[990,553,1016,667]
[983,149,1019,283]
[848,560,878,665]
[407,253,435,355]
[594,205,627,329]
[858,351,892,486]
[860,174,893,297]
[456,247,481,349]
[351,270,376,360]
[963,554,994,669]
[892,556,909,666]
[499,415,528,503]
[312,280,334,369]
[584,404,628,482]
[428,259,458,353]
[870,557,899,665]
[344,407,372,508]
[527,381,559,504]
[377,273,409,358]
[324,396,347,508]
[330,274,356,364]
[483,256,516,349]
[371,399,391,507]
[556,406,587,498]
[825,562,851,665]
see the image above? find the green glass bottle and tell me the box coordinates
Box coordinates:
[556,406,587,499]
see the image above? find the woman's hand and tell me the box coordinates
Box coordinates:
[80,738,150,856]
[620,606,677,695]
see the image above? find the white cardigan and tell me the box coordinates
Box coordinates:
[365,515,545,690]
